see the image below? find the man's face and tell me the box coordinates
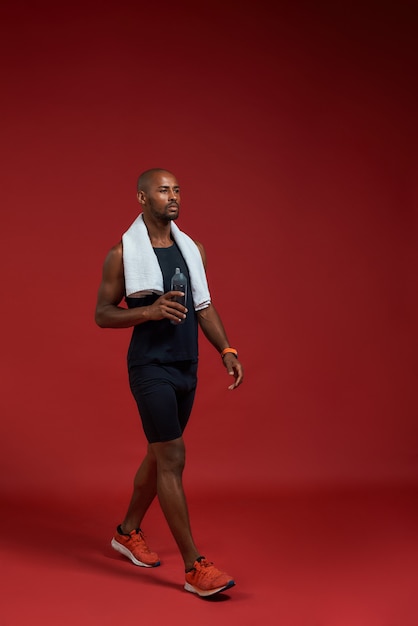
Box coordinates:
[139,172,181,222]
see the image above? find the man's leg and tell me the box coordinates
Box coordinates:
[151,435,236,596]
[111,446,160,567]
[151,436,200,571]
[120,445,157,533]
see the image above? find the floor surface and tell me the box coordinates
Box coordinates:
[1,485,418,625]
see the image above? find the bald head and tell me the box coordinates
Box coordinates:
[137,168,174,193]
[136,169,181,222]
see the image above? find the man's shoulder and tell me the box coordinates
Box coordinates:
[109,241,123,256]
[193,240,206,266]
[104,241,123,267]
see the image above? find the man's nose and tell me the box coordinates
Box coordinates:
[168,188,178,200]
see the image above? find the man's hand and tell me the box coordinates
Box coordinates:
[147,291,188,324]
[223,354,244,390]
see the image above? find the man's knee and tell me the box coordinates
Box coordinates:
[151,437,186,473]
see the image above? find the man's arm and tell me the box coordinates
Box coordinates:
[195,241,244,390]
[197,303,244,389]
[94,242,187,328]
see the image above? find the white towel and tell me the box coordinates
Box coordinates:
[122,213,211,311]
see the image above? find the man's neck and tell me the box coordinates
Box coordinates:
[143,214,173,248]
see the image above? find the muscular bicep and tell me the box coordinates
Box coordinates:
[96,244,125,308]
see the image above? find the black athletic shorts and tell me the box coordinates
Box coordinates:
[128,361,198,444]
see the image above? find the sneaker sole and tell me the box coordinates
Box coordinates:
[184,580,235,597]
[110,538,160,568]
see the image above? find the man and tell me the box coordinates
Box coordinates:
[95,168,243,597]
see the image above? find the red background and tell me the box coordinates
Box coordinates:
[1,1,417,624]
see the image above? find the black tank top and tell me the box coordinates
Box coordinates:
[126,242,198,367]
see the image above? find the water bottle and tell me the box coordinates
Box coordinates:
[170,267,187,325]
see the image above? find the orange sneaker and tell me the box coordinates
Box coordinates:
[184,557,235,597]
[111,525,160,568]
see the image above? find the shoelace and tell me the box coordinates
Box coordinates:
[195,558,218,577]
[129,530,152,553]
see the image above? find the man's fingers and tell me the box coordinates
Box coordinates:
[227,363,243,390]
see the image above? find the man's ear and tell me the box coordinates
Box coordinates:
[137,191,146,205]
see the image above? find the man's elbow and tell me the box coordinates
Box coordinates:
[95,308,107,328]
